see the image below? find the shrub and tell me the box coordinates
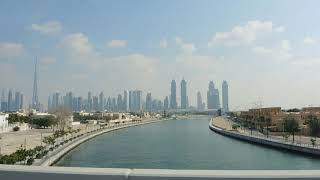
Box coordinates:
[26,158,34,165]
[13,126,20,131]
[35,153,42,159]
[232,124,240,130]
[311,138,316,146]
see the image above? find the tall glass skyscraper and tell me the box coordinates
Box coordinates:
[180,79,187,109]
[146,92,152,112]
[32,59,40,111]
[222,80,229,112]
[207,81,220,110]
[170,80,177,109]
[164,96,169,110]
[123,90,129,112]
[197,91,203,110]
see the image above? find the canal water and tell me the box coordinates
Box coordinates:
[56,116,320,169]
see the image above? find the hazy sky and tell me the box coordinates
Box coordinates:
[1,0,320,110]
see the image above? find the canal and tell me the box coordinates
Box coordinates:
[56,116,320,169]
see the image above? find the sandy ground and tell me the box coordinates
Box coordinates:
[0,124,100,155]
[0,129,53,155]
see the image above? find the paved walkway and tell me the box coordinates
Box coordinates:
[212,116,320,148]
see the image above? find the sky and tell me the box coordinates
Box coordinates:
[1,0,320,110]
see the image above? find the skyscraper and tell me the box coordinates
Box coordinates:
[197,91,203,110]
[14,91,21,111]
[76,97,82,112]
[32,59,40,111]
[134,90,143,112]
[93,96,99,111]
[170,80,177,109]
[111,98,116,112]
[129,90,142,112]
[52,92,60,109]
[129,91,133,111]
[7,89,13,111]
[180,79,187,109]
[222,80,229,112]
[48,95,52,111]
[66,92,73,110]
[207,81,220,110]
[99,92,104,111]
[146,92,152,112]
[123,90,129,112]
[1,89,7,112]
[164,96,169,110]
[20,93,23,110]
[106,97,112,111]
[87,91,92,112]
[117,94,123,111]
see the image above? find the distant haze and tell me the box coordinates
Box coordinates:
[1,0,320,110]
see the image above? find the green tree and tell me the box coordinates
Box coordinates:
[307,115,320,137]
[43,136,55,149]
[283,115,300,142]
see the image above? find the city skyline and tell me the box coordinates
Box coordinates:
[44,78,228,112]
[2,1,320,109]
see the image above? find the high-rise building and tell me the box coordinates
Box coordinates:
[93,96,99,112]
[14,91,21,111]
[72,97,78,111]
[87,92,92,112]
[1,89,8,112]
[180,79,187,109]
[129,90,142,112]
[129,91,133,111]
[106,97,112,111]
[222,80,229,112]
[32,59,40,111]
[123,90,129,112]
[117,94,123,111]
[207,81,220,110]
[76,97,82,112]
[111,98,116,112]
[197,91,203,110]
[99,92,104,111]
[20,93,23,110]
[152,99,163,112]
[65,92,73,110]
[170,80,177,109]
[146,92,152,112]
[7,89,13,112]
[48,95,52,111]
[164,96,169,110]
[52,92,60,109]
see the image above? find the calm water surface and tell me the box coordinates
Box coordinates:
[56,116,320,169]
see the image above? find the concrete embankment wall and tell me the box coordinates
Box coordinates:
[39,119,169,166]
[209,119,320,156]
[2,165,320,179]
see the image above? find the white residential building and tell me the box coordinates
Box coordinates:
[0,114,9,133]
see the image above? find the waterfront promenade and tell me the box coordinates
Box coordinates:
[210,117,320,156]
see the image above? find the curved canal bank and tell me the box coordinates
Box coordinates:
[209,117,320,156]
[56,116,320,170]
[38,118,170,166]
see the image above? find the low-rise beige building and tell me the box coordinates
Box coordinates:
[239,107,320,132]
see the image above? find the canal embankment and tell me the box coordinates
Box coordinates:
[37,118,171,166]
[209,117,320,156]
